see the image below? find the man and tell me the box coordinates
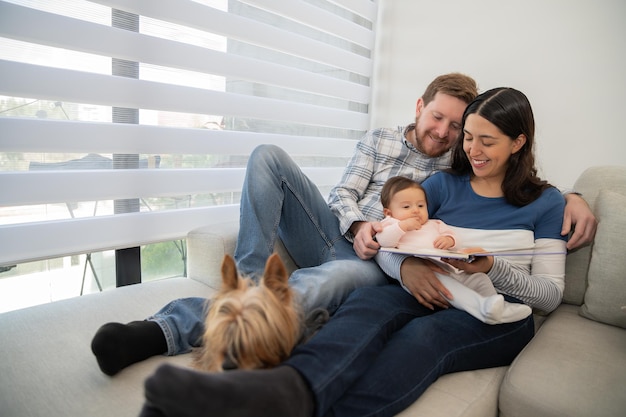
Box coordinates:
[91,73,596,376]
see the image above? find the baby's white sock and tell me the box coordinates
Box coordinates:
[437,273,532,325]
[481,295,532,325]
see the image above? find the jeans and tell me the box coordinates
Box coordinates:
[149,144,388,355]
[285,284,535,417]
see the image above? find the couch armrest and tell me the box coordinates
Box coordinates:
[186,221,299,289]
[187,221,239,289]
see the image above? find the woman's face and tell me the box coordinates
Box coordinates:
[462,114,525,181]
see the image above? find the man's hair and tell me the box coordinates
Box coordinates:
[380,176,426,209]
[422,73,478,106]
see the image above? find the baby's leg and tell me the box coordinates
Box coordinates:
[455,271,498,297]
[437,273,531,325]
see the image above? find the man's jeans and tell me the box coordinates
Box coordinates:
[285,284,534,417]
[149,144,388,355]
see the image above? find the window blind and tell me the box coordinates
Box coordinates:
[0,0,378,267]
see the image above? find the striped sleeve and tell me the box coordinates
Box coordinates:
[489,238,566,313]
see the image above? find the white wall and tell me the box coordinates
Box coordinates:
[370,0,626,189]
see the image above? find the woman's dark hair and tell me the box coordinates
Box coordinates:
[449,87,551,206]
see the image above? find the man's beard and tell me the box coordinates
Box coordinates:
[412,116,450,158]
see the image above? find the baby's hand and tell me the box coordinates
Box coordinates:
[460,247,485,254]
[433,235,455,250]
[399,218,423,232]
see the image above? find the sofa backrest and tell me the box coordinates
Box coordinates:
[563,165,626,305]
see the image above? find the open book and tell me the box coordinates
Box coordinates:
[378,246,566,262]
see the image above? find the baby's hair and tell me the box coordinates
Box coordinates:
[380,176,427,209]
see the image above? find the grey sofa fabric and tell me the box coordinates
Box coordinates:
[561,165,626,306]
[0,166,625,417]
[499,304,626,417]
[0,278,211,417]
[499,165,626,417]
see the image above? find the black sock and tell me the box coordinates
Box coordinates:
[144,364,314,417]
[91,321,167,376]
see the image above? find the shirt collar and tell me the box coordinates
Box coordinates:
[403,123,417,151]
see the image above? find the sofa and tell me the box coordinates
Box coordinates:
[1,165,625,417]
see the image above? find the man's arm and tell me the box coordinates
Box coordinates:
[562,193,597,250]
[327,133,379,237]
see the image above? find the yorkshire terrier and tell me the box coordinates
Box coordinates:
[193,253,327,372]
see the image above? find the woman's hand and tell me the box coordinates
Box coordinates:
[400,257,452,310]
[443,255,494,274]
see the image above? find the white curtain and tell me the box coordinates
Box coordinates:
[0,0,378,267]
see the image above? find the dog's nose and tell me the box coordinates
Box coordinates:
[222,357,238,370]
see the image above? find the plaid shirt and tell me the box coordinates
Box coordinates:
[328,125,452,239]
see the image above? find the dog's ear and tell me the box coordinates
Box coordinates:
[220,255,239,290]
[262,253,291,303]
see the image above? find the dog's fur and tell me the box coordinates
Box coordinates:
[193,254,302,372]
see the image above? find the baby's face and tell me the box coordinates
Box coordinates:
[388,187,428,224]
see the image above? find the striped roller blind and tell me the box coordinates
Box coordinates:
[0,0,378,267]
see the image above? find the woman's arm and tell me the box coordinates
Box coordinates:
[488,238,566,313]
[485,188,567,312]
[375,251,452,310]
[374,250,406,285]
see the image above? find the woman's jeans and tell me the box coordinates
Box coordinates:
[149,144,388,355]
[286,284,534,417]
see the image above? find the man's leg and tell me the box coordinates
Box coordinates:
[140,285,431,417]
[92,297,207,375]
[325,300,535,417]
[235,144,344,275]
[93,144,341,374]
[91,257,386,376]
[236,144,393,313]
[286,285,431,416]
[289,258,389,315]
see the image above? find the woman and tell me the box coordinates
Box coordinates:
[138,87,568,417]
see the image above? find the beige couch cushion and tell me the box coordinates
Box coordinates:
[564,166,626,305]
[579,190,626,328]
[499,304,626,417]
[397,367,506,417]
[187,221,298,289]
[0,277,212,417]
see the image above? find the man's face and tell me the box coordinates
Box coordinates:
[412,92,467,157]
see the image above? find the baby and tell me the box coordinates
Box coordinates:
[375,176,531,324]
